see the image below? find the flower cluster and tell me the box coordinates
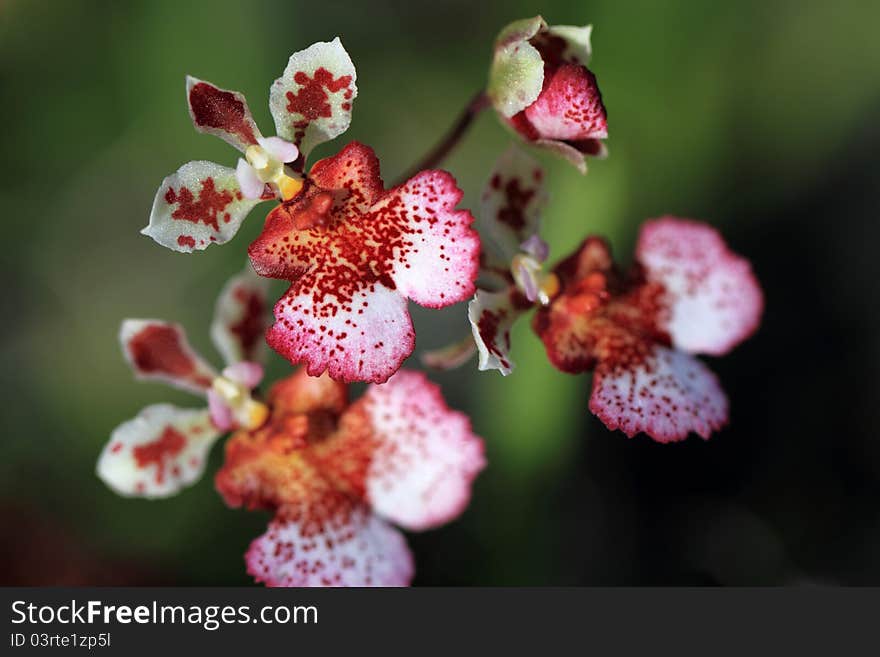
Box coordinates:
[98,267,484,585]
[99,14,764,586]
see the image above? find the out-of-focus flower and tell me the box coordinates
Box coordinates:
[97,265,270,497]
[143,38,357,252]
[249,142,480,384]
[215,368,485,587]
[533,217,763,442]
[488,16,608,173]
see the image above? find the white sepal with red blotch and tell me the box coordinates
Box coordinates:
[250,142,480,384]
[185,76,263,153]
[210,263,271,366]
[359,371,486,531]
[479,145,549,266]
[97,405,222,498]
[636,217,764,356]
[269,37,357,161]
[143,161,264,253]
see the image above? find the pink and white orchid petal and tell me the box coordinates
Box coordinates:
[488,16,548,118]
[636,217,764,356]
[589,344,729,443]
[380,170,480,308]
[532,138,589,174]
[246,505,413,587]
[207,389,235,432]
[421,335,477,370]
[120,319,217,395]
[186,76,261,152]
[221,362,263,389]
[523,64,607,142]
[269,38,357,160]
[97,405,222,498]
[235,158,266,200]
[468,288,526,376]
[257,136,299,163]
[359,371,485,531]
[210,264,271,366]
[267,283,415,384]
[144,161,264,253]
[479,146,548,264]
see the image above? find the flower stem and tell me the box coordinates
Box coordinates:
[394,90,490,185]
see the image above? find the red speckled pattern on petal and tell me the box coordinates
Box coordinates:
[267,283,414,384]
[186,77,261,153]
[97,405,222,498]
[308,141,384,215]
[144,161,264,253]
[210,265,270,366]
[523,64,607,142]
[589,345,728,442]
[380,170,479,308]
[636,217,764,356]
[250,143,478,383]
[120,320,217,395]
[246,503,413,587]
[352,371,485,531]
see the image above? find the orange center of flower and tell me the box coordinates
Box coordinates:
[291,191,335,230]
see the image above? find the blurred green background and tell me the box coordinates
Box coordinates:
[2,0,880,585]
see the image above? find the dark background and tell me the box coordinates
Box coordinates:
[1,0,879,585]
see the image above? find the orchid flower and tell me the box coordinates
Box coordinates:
[142,38,358,252]
[488,16,608,173]
[532,218,763,442]
[429,148,763,442]
[215,368,485,587]
[97,265,270,497]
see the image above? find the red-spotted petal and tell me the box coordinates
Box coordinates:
[357,371,485,531]
[480,146,548,264]
[589,344,728,442]
[523,64,607,142]
[246,504,413,587]
[266,283,415,384]
[468,288,525,376]
[144,161,264,253]
[380,170,480,308]
[269,38,357,159]
[120,320,217,395]
[186,76,261,152]
[636,217,764,356]
[210,264,270,366]
[97,405,222,498]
